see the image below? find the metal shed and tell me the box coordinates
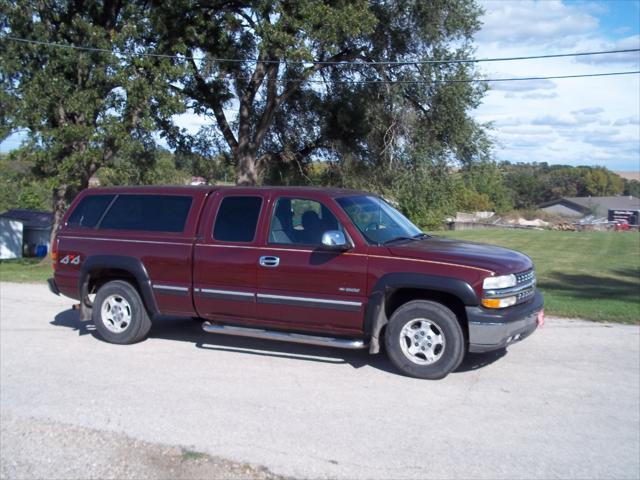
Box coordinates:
[0,209,53,257]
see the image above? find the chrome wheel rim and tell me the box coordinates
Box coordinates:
[399,318,445,365]
[100,295,132,333]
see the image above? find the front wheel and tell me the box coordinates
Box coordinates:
[384,300,465,379]
[92,280,152,344]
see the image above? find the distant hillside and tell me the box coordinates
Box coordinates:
[615,171,640,181]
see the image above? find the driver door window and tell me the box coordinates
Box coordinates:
[269,198,343,246]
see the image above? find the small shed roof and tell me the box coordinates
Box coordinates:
[0,209,54,229]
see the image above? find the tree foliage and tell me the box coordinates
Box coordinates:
[502,163,626,208]
[149,0,488,185]
[624,179,640,198]
[0,151,50,212]
[0,0,184,232]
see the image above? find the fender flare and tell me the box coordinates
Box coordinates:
[364,273,479,354]
[79,255,158,316]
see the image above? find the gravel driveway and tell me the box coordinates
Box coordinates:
[1,282,639,479]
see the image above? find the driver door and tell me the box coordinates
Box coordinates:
[256,196,368,335]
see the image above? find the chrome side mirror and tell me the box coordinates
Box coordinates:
[321,230,350,250]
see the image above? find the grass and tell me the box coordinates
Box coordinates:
[441,229,640,324]
[0,258,53,283]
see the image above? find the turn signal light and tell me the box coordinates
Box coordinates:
[482,296,517,309]
[482,298,501,308]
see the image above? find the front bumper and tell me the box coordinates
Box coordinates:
[466,291,544,353]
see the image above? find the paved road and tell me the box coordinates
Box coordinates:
[1,282,639,479]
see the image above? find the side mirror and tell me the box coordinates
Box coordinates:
[321,230,350,250]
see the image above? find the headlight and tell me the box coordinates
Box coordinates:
[483,274,517,290]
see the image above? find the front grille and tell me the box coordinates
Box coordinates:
[516,269,535,285]
[516,288,535,302]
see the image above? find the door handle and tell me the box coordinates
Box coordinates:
[259,256,280,267]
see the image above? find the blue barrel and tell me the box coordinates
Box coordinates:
[35,245,48,257]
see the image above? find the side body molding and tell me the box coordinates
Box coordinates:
[364,273,479,354]
[79,255,158,316]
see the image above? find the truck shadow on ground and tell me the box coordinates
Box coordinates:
[51,308,506,376]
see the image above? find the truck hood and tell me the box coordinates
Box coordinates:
[387,236,532,275]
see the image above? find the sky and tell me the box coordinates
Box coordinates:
[473,0,640,171]
[2,0,639,171]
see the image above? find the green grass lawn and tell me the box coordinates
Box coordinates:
[0,258,53,283]
[441,229,640,324]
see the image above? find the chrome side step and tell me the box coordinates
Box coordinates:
[201,322,368,350]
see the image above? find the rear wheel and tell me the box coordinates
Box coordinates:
[92,280,152,344]
[385,300,465,379]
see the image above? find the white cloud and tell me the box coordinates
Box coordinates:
[531,115,578,127]
[499,127,555,136]
[571,107,604,124]
[574,35,640,66]
[571,107,604,115]
[473,0,640,171]
[477,0,599,47]
[613,115,640,126]
[522,92,558,99]
[489,78,556,92]
[172,110,211,134]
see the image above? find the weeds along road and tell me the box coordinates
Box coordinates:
[1,282,639,480]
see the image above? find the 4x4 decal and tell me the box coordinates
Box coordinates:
[60,254,81,265]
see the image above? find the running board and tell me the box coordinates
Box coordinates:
[201,322,368,350]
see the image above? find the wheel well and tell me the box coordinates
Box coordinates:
[385,288,469,340]
[87,268,138,296]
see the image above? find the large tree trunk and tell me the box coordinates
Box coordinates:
[235,152,260,186]
[50,185,71,249]
[234,141,260,186]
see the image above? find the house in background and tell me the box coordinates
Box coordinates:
[0,209,53,259]
[539,196,640,218]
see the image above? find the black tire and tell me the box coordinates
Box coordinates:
[384,300,465,379]
[92,280,152,344]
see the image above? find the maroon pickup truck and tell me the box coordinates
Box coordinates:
[48,186,543,379]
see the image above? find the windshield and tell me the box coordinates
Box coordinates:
[336,195,423,245]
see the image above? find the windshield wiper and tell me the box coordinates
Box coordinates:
[383,233,430,245]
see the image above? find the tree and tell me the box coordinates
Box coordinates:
[580,166,624,197]
[500,163,626,212]
[460,161,512,212]
[149,0,487,185]
[1,0,183,237]
[624,179,640,198]
[0,150,50,212]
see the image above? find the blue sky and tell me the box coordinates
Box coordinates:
[596,0,640,38]
[2,0,639,171]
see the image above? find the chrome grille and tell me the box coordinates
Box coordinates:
[516,269,535,285]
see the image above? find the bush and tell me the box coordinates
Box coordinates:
[391,166,461,230]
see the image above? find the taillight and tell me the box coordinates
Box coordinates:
[51,236,59,268]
